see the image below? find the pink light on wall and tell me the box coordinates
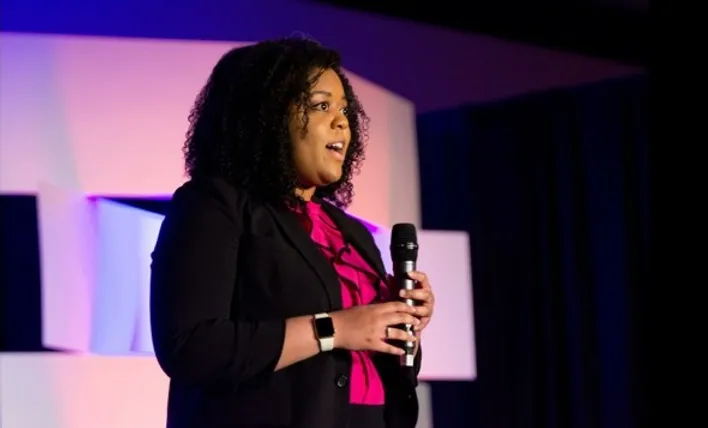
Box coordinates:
[0,353,170,428]
[0,353,435,428]
[0,32,420,228]
[35,181,98,353]
[37,182,163,355]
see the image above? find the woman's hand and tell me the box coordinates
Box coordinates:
[389,271,435,356]
[400,271,435,334]
[330,302,419,356]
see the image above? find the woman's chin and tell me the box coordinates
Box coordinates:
[316,170,343,187]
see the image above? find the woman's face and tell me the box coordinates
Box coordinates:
[289,68,351,194]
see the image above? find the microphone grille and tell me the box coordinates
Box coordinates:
[391,223,417,243]
[390,223,418,262]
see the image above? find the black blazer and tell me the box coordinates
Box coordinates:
[150,177,421,428]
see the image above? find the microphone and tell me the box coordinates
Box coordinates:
[390,223,419,368]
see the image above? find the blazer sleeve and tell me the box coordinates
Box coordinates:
[149,178,286,389]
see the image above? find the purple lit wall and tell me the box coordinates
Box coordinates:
[2,0,641,112]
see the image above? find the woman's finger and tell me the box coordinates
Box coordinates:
[386,313,420,328]
[408,271,431,288]
[376,341,406,356]
[384,326,417,343]
[400,288,433,303]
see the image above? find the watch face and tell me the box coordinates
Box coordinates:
[314,317,335,338]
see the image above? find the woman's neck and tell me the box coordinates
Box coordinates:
[295,186,316,202]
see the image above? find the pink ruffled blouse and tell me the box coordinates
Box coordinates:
[298,200,389,405]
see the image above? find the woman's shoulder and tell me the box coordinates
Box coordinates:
[168,176,253,216]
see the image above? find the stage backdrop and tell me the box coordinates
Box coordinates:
[0,32,474,428]
[0,33,422,228]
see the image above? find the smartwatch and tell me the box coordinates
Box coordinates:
[313,313,335,352]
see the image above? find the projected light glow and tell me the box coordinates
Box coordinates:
[0,32,421,229]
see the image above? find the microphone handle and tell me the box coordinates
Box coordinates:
[395,260,417,367]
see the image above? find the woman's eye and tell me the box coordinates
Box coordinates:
[311,102,347,115]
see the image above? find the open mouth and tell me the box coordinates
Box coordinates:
[325,141,345,154]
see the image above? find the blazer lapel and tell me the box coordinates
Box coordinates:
[264,204,342,309]
[318,200,389,283]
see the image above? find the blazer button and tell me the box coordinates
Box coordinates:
[335,374,349,388]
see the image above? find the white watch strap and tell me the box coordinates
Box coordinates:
[314,313,335,352]
[319,336,334,352]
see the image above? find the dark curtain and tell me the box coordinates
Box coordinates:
[418,74,649,428]
[0,196,46,351]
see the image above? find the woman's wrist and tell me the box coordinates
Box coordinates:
[329,310,345,349]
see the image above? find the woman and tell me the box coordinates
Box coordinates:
[150,36,436,428]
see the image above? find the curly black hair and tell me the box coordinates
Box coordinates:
[182,36,369,209]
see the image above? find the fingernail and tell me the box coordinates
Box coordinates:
[399,290,405,297]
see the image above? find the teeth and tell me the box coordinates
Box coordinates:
[327,142,344,150]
